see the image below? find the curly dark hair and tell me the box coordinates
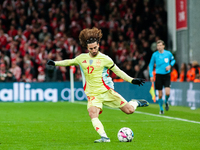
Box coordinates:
[79,27,103,48]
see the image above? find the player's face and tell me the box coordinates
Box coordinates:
[87,42,99,57]
[157,43,165,52]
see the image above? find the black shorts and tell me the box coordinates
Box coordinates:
[155,73,171,90]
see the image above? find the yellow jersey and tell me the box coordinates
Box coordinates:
[55,52,133,96]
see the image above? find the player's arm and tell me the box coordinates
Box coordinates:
[166,53,176,71]
[148,53,155,78]
[170,53,176,67]
[47,58,79,66]
[110,64,145,86]
[105,55,144,86]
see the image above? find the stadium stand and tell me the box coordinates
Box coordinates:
[0,0,199,82]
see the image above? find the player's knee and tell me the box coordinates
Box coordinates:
[126,107,134,114]
[88,109,98,118]
[121,104,135,114]
[129,109,134,114]
[89,111,95,118]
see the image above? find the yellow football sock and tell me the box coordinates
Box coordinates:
[91,118,108,138]
[129,101,138,110]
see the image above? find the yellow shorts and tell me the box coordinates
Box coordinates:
[87,89,127,111]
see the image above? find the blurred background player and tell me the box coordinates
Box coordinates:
[47,27,149,143]
[149,40,175,114]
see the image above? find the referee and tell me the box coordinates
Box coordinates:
[149,40,175,114]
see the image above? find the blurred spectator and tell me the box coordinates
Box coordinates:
[133,64,144,78]
[179,63,187,82]
[93,9,102,21]
[27,43,37,59]
[192,61,200,76]
[107,15,118,33]
[45,65,63,82]
[138,59,146,72]
[23,25,32,39]
[28,34,38,45]
[123,61,134,77]
[35,45,48,65]
[67,39,81,59]
[3,0,15,9]
[108,41,117,62]
[9,61,21,81]
[55,54,67,81]
[38,26,51,42]
[143,66,150,81]
[0,63,16,82]
[22,60,36,82]
[126,27,134,40]
[75,67,82,81]
[171,67,178,82]
[100,40,108,54]
[194,74,200,83]
[186,63,193,82]
[8,25,18,37]
[25,1,35,17]
[14,28,27,42]
[0,50,10,67]
[69,21,81,39]
[37,66,45,82]
[142,41,153,68]
[0,29,8,49]
[187,61,200,82]
[107,34,112,47]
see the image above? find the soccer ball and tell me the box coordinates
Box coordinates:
[117,127,134,142]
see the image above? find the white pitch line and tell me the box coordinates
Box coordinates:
[0,120,167,123]
[135,111,200,124]
[75,102,200,125]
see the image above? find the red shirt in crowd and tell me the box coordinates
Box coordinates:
[0,34,7,48]
[8,29,18,37]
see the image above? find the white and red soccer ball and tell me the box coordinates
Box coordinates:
[117,127,134,142]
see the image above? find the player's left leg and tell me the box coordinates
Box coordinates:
[158,90,164,114]
[165,87,170,111]
[164,73,171,111]
[103,89,149,115]
[120,99,149,114]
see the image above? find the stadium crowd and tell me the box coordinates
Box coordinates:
[0,0,199,83]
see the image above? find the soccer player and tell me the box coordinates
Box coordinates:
[47,27,149,143]
[149,40,175,114]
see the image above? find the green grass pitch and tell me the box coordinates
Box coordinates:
[0,101,200,150]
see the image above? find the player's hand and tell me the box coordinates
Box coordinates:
[131,78,145,86]
[150,77,154,82]
[47,60,55,66]
[166,65,171,71]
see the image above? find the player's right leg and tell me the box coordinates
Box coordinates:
[87,97,110,143]
[156,74,164,114]
[158,90,164,114]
